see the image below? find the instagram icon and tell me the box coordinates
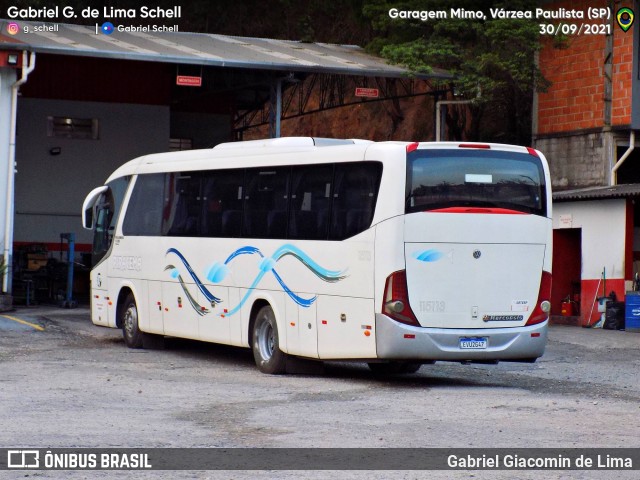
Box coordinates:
[6,22,20,35]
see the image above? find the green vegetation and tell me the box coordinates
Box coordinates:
[363,0,549,144]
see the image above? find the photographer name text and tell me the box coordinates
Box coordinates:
[6,5,182,20]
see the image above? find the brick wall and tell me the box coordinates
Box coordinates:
[538,32,605,134]
[612,25,634,126]
[536,1,634,135]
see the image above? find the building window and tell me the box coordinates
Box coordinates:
[47,116,99,140]
[169,138,193,151]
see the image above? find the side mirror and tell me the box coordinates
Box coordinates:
[83,207,94,230]
[81,186,108,229]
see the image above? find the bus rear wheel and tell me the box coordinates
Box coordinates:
[252,305,286,374]
[121,293,143,349]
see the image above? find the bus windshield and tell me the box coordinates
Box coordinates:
[406,149,547,216]
[91,176,129,266]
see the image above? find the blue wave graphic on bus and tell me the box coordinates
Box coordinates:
[413,249,445,262]
[165,244,347,317]
[166,248,222,304]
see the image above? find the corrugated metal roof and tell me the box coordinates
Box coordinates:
[553,184,640,202]
[0,19,451,79]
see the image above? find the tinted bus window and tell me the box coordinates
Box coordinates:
[289,165,333,240]
[122,173,165,236]
[200,169,244,237]
[406,150,547,216]
[243,168,290,238]
[329,162,382,240]
[163,173,203,237]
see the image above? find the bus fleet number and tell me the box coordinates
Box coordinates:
[420,301,445,313]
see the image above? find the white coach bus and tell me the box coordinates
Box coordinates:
[82,137,552,374]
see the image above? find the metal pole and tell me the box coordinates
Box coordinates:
[60,232,76,308]
[66,233,75,306]
[276,78,282,138]
[268,77,283,138]
[3,51,35,293]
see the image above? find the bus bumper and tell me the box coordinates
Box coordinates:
[375,314,548,361]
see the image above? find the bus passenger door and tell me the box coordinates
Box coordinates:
[91,269,109,326]
[88,189,114,327]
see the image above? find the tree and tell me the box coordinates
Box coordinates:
[363,0,549,144]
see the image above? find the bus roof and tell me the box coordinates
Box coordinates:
[104,138,541,183]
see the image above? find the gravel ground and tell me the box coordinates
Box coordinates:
[0,307,638,479]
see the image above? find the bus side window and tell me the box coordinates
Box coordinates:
[243,167,289,239]
[330,162,382,240]
[214,170,245,238]
[289,165,333,240]
[201,175,222,236]
[164,173,203,237]
[122,173,165,236]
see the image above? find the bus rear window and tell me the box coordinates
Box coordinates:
[406,149,547,216]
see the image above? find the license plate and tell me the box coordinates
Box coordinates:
[459,337,488,350]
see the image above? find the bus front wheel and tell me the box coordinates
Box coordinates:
[252,305,286,374]
[121,293,143,349]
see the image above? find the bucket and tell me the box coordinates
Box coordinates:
[561,301,575,316]
[597,297,610,313]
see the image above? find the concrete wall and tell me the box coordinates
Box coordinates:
[535,131,612,189]
[14,98,170,249]
[553,199,628,325]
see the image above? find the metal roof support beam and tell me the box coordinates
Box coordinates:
[268,77,283,138]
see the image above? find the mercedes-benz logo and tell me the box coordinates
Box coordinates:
[473,250,482,259]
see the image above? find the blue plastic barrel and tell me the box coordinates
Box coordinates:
[624,292,640,331]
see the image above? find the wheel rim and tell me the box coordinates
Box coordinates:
[123,303,137,337]
[257,316,275,361]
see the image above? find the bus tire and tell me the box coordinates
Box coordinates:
[121,293,143,349]
[252,305,286,374]
[368,361,421,374]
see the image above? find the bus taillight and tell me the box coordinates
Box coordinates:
[526,271,552,326]
[406,142,419,153]
[383,270,420,326]
[458,143,491,149]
